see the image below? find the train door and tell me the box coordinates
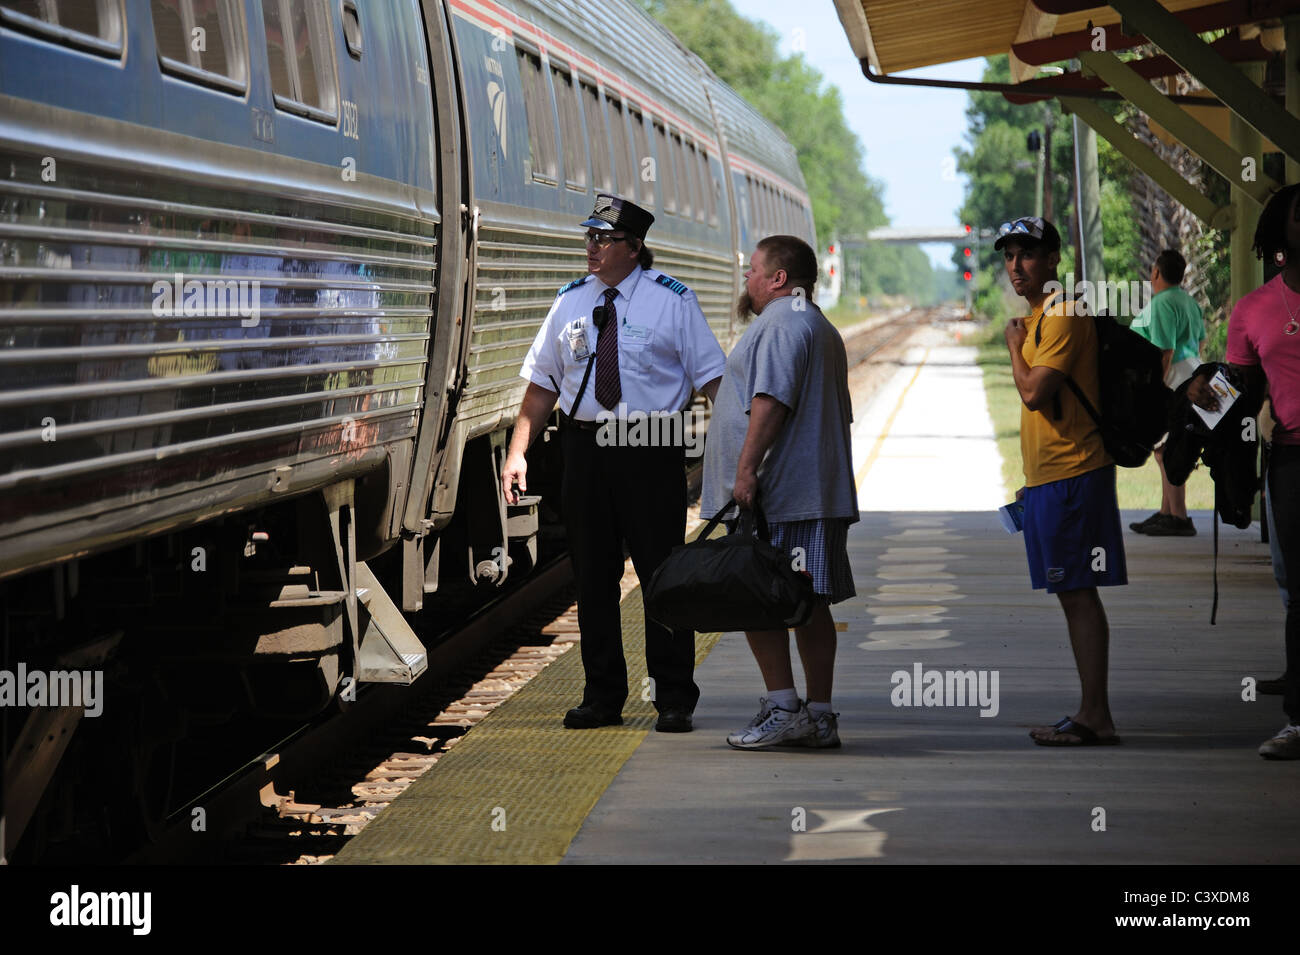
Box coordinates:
[702,85,744,348]
[401,0,475,610]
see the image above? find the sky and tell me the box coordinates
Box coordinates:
[740,1,987,268]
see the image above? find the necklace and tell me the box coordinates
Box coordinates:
[1277,277,1300,335]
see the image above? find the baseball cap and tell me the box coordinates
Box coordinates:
[993,216,1061,252]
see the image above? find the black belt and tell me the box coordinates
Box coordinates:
[559,412,601,432]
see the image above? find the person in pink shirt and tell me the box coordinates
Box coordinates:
[1190,183,1300,758]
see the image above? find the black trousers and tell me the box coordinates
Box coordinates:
[560,425,699,713]
[1270,444,1300,723]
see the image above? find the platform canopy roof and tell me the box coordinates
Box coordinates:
[834,0,1264,77]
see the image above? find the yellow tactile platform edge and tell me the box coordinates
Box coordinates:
[332,586,723,865]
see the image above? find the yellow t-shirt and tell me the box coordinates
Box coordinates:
[1020,297,1111,487]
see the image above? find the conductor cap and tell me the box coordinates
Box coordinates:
[581,193,655,239]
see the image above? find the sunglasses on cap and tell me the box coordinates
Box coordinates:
[997,217,1046,241]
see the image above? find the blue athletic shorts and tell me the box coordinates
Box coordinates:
[1022,465,1128,593]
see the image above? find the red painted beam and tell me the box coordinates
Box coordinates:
[1003,34,1269,103]
[1013,0,1299,66]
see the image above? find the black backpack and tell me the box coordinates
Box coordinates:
[1163,362,1262,528]
[1161,362,1263,623]
[1035,295,1172,467]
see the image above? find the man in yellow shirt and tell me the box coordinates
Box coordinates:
[999,216,1127,746]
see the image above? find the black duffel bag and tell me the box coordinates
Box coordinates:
[643,498,816,633]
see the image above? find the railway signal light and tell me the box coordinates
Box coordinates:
[963,270,973,282]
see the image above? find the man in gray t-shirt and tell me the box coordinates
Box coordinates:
[702,235,859,751]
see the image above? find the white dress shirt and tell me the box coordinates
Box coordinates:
[520,265,726,421]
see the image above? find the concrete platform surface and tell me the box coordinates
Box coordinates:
[564,511,1297,864]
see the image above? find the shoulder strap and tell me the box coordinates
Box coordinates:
[1063,376,1103,427]
[1036,305,1100,425]
[568,354,597,418]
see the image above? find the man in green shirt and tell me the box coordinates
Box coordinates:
[1129,249,1205,537]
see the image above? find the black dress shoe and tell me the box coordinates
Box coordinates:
[564,703,623,729]
[655,710,693,733]
[1259,674,1290,695]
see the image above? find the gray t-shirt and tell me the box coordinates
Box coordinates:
[701,295,859,523]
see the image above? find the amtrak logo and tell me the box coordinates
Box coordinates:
[487,80,508,159]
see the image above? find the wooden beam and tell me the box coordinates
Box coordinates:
[1081,50,1280,203]
[1108,0,1300,161]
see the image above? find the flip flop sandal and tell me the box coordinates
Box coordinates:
[1033,718,1121,747]
[1028,716,1072,739]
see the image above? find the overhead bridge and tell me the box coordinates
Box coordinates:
[861,227,975,244]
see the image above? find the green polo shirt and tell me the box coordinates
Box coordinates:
[1131,286,1204,363]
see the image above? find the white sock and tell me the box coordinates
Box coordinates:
[807,701,833,719]
[768,688,799,711]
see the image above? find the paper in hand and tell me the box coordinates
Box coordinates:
[1191,370,1239,430]
[998,500,1025,534]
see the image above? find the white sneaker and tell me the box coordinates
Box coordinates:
[727,698,813,750]
[783,708,841,749]
[1259,724,1300,759]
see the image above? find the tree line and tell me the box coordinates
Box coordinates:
[640,0,954,306]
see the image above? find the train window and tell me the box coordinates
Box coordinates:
[151,0,247,93]
[653,120,675,214]
[263,0,338,122]
[627,105,654,208]
[697,146,716,224]
[604,93,634,198]
[682,139,701,223]
[0,0,124,56]
[747,175,761,235]
[516,46,558,185]
[550,64,586,192]
[582,82,614,194]
[341,0,360,57]
[676,132,696,220]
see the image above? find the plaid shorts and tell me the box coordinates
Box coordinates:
[769,518,856,605]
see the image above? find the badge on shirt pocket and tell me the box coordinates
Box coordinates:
[621,322,653,369]
[567,319,591,362]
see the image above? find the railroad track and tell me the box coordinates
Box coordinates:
[124,304,939,865]
[841,304,957,367]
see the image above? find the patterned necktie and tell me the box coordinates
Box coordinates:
[594,288,622,409]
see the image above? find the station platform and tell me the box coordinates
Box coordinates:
[334,338,1297,866]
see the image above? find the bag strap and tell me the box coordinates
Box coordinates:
[736,497,771,541]
[1210,481,1220,626]
[697,496,771,542]
[698,499,739,539]
[1063,376,1103,428]
[1034,302,1088,424]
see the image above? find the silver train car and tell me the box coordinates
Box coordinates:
[0,0,814,855]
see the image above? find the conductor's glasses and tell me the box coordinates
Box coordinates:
[585,231,631,249]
